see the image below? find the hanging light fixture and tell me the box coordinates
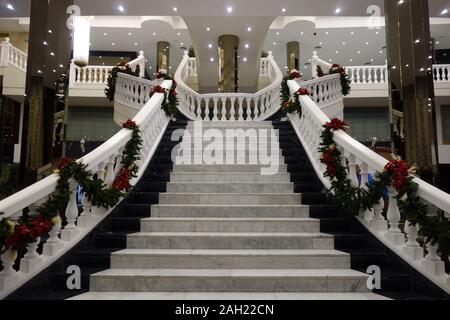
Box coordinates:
[73,16,91,67]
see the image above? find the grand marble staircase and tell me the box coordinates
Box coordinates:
[71,121,385,300]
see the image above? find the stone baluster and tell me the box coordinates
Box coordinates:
[105,155,116,186]
[212,98,219,121]
[385,187,405,246]
[42,213,63,257]
[0,248,18,290]
[20,237,42,273]
[402,221,424,260]
[422,241,446,277]
[347,153,359,188]
[238,97,245,121]
[355,68,360,84]
[61,180,81,242]
[220,97,227,121]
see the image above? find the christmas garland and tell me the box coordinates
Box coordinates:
[151,70,179,118]
[280,69,302,111]
[317,64,351,96]
[0,119,142,254]
[319,118,450,256]
[105,62,140,102]
[282,87,309,118]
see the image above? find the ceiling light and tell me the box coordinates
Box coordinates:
[227,6,233,13]
[357,50,361,54]
[441,9,449,15]
[173,7,178,12]
[398,0,404,4]
[351,31,354,35]
[325,31,329,35]
[206,27,211,31]
[48,30,52,34]
[112,42,115,46]
[436,41,440,45]
[300,32,304,35]
[59,64,64,68]
[134,42,138,46]
[282,8,286,13]
[273,42,277,45]
[247,27,252,32]
[245,43,250,48]
[6,4,14,10]
[366,42,369,45]
[104,32,107,36]
[342,42,346,45]
[336,51,339,54]
[177,32,181,36]
[128,32,132,36]
[243,57,247,62]
[153,32,157,36]
[276,32,280,35]
[208,43,213,48]
[118,5,125,12]
[415,39,420,43]
[181,42,184,45]
[210,57,214,62]
[50,52,55,56]
[335,8,341,14]
[349,58,353,62]
[43,41,48,46]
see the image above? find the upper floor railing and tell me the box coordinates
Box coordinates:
[69,51,146,89]
[313,51,450,87]
[0,38,27,72]
[288,73,450,294]
[174,51,283,121]
[0,74,172,299]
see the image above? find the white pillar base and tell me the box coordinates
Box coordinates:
[61,228,80,242]
[19,256,42,273]
[385,231,405,246]
[403,245,424,261]
[77,215,92,229]
[421,258,446,277]
[0,273,18,291]
[43,241,64,257]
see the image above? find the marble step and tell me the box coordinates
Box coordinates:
[151,204,309,218]
[140,217,316,232]
[89,268,369,293]
[70,291,389,300]
[166,183,293,193]
[158,193,300,205]
[172,164,288,173]
[110,249,351,269]
[174,157,285,166]
[179,142,280,148]
[185,121,274,128]
[169,173,292,183]
[127,232,334,249]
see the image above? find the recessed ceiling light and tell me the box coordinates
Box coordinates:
[335,7,341,14]
[342,42,346,45]
[276,32,280,35]
[436,41,440,45]
[153,32,157,36]
[59,64,64,68]
[128,32,132,36]
[227,6,233,13]
[177,32,181,36]
[336,51,339,54]
[441,9,449,15]
[104,32,107,36]
[181,42,184,46]
[366,42,369,45]
[300,32,304,35]
[415,39,420,43]
[245,43,250,48]
[206,27,211,31]
[43,41,48,46]
[398,0,404,4]
[273,42,277,45]
[325,31,329,35]
[247,27,252,32]
[118,5,125,12]
[50,52,55,56]
[349,58,353,62]
[282,8,286,13]
[357,50,361,54]
[243,57,247,62]
[173,7,178,12]
[210,57,214,62]
[48,30,52,34]
[134,42,138,46]
[351,31,354,35]
[6,4,14,10]
[112,42,115,46]
[208,43,213,48]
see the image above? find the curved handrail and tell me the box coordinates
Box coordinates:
[174,51,283,121]
[288,74,450,294]
[0,75,172,299]
[311,51,332,79]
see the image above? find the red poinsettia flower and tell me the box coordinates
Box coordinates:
[324,118,349,131]
[56,157,76,170]
[289,71,302,80]
[113,168,131,191]
[326,166,336,176]
[151,85,167,94]
[123,119,137,129]
[170,89,177,97]
[29,215,51,238]
[332,64,341,68]
[385,159,410,189]
[322,150,334,165]
[297,87,310,95]
[282,100,290,108]
[5,224,33,250]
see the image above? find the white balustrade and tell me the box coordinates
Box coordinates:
[174,50,283,121]
[433,65,450,83]
[287,73,450,294]
[0,38,27,71]
[0,75,172,299]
